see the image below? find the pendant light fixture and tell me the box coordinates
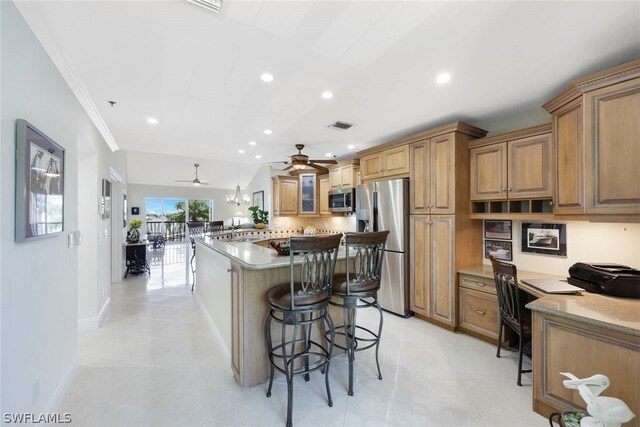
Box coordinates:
[226,163,250,206]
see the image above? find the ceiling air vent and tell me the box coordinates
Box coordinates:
[328,121,354,131]
[186,0,222,14]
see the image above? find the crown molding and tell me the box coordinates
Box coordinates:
[14,2,119,152]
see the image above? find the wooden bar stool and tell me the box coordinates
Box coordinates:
[329,231,389,396]
[264,234,342,427]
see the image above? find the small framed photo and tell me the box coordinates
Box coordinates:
[252,191,264,211]
[521,222,567,256]
[484,220,512,240]
[485,239,513,261]
[101,179,111,219]
[131,207,140,215]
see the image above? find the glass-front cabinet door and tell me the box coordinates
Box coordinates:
[299,173,318,215]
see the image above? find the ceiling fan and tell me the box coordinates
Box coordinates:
[268,144,337,173]
[175,163,209,186]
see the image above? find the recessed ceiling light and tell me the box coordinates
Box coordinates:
[436,73,451,85]
[347,144,355,149]
[249,141,257,146]
[147,117,159,125]
[255,155,262,159]
[263,129,272,135]
[325,152,332,157]
[238,149,245,154]
[260,73,274,82]
[321,91,333,99]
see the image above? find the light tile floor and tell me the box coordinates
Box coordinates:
[59,243,548,426]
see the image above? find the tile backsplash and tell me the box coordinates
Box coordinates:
[272,215,356,234]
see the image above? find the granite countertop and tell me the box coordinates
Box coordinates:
[196,234,347,270]
[458,265,640,337]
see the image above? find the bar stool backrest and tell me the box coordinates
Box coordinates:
[489,256,523,331]
[288,234,342,310]
[209,221,224,233]
[344,231,389,295]
[187,222,206,250]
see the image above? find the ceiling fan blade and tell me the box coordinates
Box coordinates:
[307,163,329,173]
[261,161,288,165]
[308,159,338,164]
[174,180,194,183]
[282,164,294,171]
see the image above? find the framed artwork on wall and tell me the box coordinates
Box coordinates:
[101,179,111,219]
[521,222,567,256]
[15,119,65,242]
[484,220,512,240]
[131,207,140,215]
[484,239,513,261]
[253,191,264,211]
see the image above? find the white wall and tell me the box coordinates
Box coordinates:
[243,165,275,224]
[1,1,119,414]
[482,220,640,276]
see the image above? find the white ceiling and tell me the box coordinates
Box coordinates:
[16,1,640,188]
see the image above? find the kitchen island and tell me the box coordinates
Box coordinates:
[194,233,347,388]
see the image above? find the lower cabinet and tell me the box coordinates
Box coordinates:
[230,263,241,381]
[457,273,502,343]
[410,215,455,327]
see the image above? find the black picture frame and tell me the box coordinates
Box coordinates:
[15,119,65,242]
[252,191,264,211]
[484,220,512,240]
[484,239,513,261]
[131,207,140,215]
[521,222,567,256]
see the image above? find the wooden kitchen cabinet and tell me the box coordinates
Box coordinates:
[318,174,331,215]
[410,215,456,326]
[328,161,359,189]
[457,273,502,343]
[298,173,318,216]
[230,263,241,380]
[360,145,409,181]
[470,127,551,201]
[543,59,640,216]
[410,134,456,214]
[272,176,298,216]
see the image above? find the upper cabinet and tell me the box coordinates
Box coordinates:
[298,173,318,216]
[318,174,331,215]
[272,175,298,216]
[470,126,552,201]
[360,145,410,181]
[328,160,359,189]
[543,59,640,215]
[410,134,457,214]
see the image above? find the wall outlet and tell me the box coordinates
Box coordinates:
[32,379,39,404]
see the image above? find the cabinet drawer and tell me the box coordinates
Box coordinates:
[459,288,500,340]
[459,274,496,295]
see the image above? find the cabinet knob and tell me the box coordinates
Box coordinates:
[507,187,511,192]
[475,309,486,316]
[475,282,486,287]
[502,187,506,192]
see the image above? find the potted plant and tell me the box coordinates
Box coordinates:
[127,219,143,243]
[248,206,269,229]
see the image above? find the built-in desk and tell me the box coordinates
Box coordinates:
[458,265,640,426]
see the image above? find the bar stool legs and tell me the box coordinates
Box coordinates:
[265,307,334,427]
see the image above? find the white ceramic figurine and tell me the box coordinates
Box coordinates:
[560,372,635,427]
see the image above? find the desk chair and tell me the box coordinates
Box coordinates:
[329,231,389,396]
[187,222,206,291]
[489,256,532,386]
[265,234,342,427]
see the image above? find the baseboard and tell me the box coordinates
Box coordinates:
[78,298,111,331]
[44,353,79,413]
[194,293,231,363]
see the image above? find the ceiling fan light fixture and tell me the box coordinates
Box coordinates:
[292,163,307,170]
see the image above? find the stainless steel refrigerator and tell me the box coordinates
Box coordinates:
[356,178,410,317]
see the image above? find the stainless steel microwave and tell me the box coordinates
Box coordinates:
[328,187,355,212]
